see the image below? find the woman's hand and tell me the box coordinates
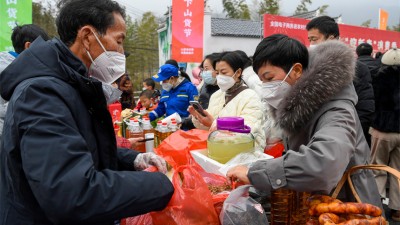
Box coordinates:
[226,165,250,184]
[188,105,214,127]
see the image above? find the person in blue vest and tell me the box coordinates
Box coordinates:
[149,64,198,122]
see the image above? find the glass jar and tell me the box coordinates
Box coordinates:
[207,117,254,164]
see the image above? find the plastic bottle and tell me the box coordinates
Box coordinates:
[124,118,136,139]
[154,120,163,147]
[270,188,294,225]
[127,119,145,152]
[207,117,255,164]
[159,122,170,143]
[169,120,178,132]
[142,118,155,152]
[140,107,147,115]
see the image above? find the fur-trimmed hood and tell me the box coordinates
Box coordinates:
[272,40,356,134]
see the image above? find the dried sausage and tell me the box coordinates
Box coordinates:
[307,195,342,208]
[319,213,386,225]
[309,202,382,217]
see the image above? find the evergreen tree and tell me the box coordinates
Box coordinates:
[32,2,57,37]
[318,5,329,16]
[361,19,371,28]
[222,0,251,20]
[258,0,280,15]
[294,0,312,15]
[124,12,159,90]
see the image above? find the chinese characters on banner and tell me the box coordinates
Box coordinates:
[171,0,204,62]
[0,0,32,51]
[263,14,400,53]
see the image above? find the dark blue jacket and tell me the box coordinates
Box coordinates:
[149,79,198,121]
[0,37,173,225]
[354,61,375,127]
[372,66,400,133]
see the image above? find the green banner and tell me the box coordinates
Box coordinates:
[0,0,32,52]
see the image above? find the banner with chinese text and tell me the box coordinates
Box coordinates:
[0,0,32,52]
[378,8,388,30]
[171,0,204,62]
[263,14,399,53]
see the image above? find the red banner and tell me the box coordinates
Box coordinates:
[172,0,204,62]
[263,14,400,53]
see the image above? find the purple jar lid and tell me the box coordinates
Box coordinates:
[216,117,251,133]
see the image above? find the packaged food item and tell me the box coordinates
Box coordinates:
[126,119,145,152]
[207,117,254,164]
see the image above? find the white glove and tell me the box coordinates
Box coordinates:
[133,152,167,174]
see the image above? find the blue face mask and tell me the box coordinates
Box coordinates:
[202,70,216,85]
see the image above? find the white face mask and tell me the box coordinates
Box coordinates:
[261,66,294,109]
[162,83,173,92]
[161,79,174,92]
[308,44,317,50]
[86,31,126,85]
[102,83,122,105]
[217,71,237,92]
[142,87,147,91]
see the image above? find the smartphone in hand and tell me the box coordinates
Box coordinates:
[189,101,207,117]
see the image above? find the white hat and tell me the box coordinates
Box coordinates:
[381,48,400,66]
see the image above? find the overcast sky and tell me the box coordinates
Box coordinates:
[114,0,400,28]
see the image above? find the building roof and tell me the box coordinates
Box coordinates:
[291,8,343,24]
[291,8,320,19]
[211,18,262,38]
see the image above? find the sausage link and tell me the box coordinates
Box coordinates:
[309,202,382,217]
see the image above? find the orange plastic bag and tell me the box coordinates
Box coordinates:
[154,129,209,169]
[150,165,220,225]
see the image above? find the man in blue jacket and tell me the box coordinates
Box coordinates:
[149,64,198,122]
[0,0,173,224]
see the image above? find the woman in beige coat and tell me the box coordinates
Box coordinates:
[189,51,265,149]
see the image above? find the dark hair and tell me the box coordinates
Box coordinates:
[143,78,155,89]
[56,0,126,47]
[139,89,154,99]
[234,50,252,68]
[216,51,246,77]
[375,51,383,59]
[11,24,50,53]
[252,34,309,74]
[200,53,221,70]
[152,89,161,98]
[356,43,373,56]
[165,59,179,68]
[165,59,192,81]
[117,74,133,93]
[306,16,339,39]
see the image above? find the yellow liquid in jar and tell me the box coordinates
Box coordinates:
[207,136,254,164]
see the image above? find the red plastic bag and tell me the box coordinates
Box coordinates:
[264,142,284,158]
[150,165,220,225]
[154,129,209,169]
[123,214,152,225]
[213,192,231,216]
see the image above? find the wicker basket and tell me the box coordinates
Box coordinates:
[331,164,400,203]
[270,189,310,225]
[270,165,400,225]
